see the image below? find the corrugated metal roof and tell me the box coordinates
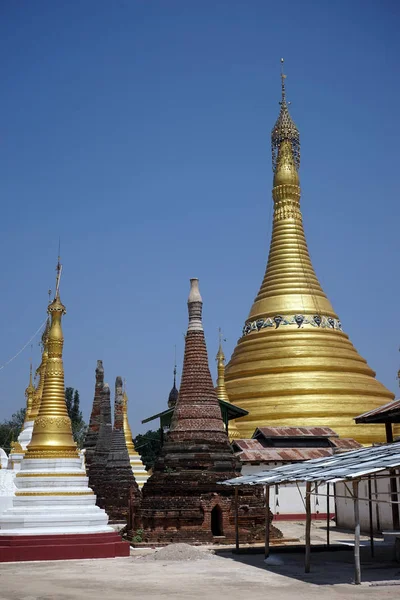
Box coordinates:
[329,438,362,450]
[355,399,400,423]
[253,426,338,438]
[237,448,333,462]
[221,440,400,485]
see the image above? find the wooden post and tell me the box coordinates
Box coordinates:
[353,479,361,585]
[305,481,312,573]
[234,487,239,551]
[326,483,330,548]
[368,476,374,558]
[385,422,394,443]
[264,485,270,559]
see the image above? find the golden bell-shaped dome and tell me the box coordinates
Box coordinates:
[224,66,394,445]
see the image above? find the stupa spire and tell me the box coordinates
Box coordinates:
[122,384,149,488]
[30,316,50,421]
[167,357,179,408]
[25,259,78,459]
[24,361,35,423]
[224,64,394,444]
[215,331,241,441]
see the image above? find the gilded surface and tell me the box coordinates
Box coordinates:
[224,68,394,445]
[30,319,50,420]
[25,286,79,459]
[215,340,241,440]
[122,391,139,456]
[24,364,35,422]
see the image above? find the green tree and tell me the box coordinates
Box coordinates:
[64,387,87,449]
[0,408,26,453]
[133,429,163,471]
[65,387,74,417]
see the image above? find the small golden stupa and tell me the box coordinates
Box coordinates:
[225,61,394,445]
[215,334,241,441]
[122,389,149,488]
[30,317,50,421]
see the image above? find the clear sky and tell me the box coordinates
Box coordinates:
[0,1,399,435]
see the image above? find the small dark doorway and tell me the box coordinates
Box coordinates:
[211,505,223,536]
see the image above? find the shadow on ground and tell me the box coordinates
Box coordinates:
[215,545,400,586]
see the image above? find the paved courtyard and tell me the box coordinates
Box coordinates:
[0,523,399,600]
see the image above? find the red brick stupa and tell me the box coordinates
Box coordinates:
[136,279,281,544]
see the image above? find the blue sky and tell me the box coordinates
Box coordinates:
[0,1,399,435]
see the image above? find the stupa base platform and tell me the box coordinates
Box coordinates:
[0,531,130,562]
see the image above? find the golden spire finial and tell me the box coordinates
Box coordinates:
[25,258,78,459]
[216,329,228,402]
[280,58,286,103]
[24,356,35,423]
[271,58,300,174]
[122,382,138,456]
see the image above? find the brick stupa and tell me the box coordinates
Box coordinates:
[136,279,280,544]
[88,382,113,509]
[83,360,104,469]
[102,377,141,523]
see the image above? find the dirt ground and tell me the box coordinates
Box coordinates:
[0,522,399,600]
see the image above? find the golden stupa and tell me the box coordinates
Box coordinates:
[25,263,79,460]
[215,335,241,441]
[225,62,394,445]
[30,317,50,421]
[122,389,149,488]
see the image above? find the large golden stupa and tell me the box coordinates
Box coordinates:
[225,63,394,445]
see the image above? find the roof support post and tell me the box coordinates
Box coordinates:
[305,481,311,573]
[353,479,361,585]
[367,476,374,557]
[385,422,394,443]
[234,487,239,552]
[326,483,330,548]
[264,485,270,560]
[389,468,400,530]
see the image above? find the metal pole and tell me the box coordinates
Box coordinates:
[264,485,270,560]
[353,479,361,585]
[305,481,311,573]
[389,468,400,530]
[368,476,374,558]
[326,483,330,548]
[374,475,380,532]
[234,487,239,551]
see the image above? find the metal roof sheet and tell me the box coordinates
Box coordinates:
[236,448,333,462]
[253,426,338,438]
[220,440,400,486]
[355,399,400,423]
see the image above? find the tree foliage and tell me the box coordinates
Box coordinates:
[133,428,163,471]
[65,387,87,449]
[0,408,26,453]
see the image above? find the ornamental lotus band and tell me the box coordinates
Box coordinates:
[224,65,395,445]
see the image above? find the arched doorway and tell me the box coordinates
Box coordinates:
[211,505,223,536]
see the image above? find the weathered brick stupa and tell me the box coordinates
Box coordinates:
[224,62,394,444]
[0,261,129,561]
[102,377,141,523]
[88,383,113,509]
[136,279,280,544]
[83,360,104,469]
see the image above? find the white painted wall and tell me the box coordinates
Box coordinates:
[336,471,400,533]
[242,462,331,518]
[0,470,16,516]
